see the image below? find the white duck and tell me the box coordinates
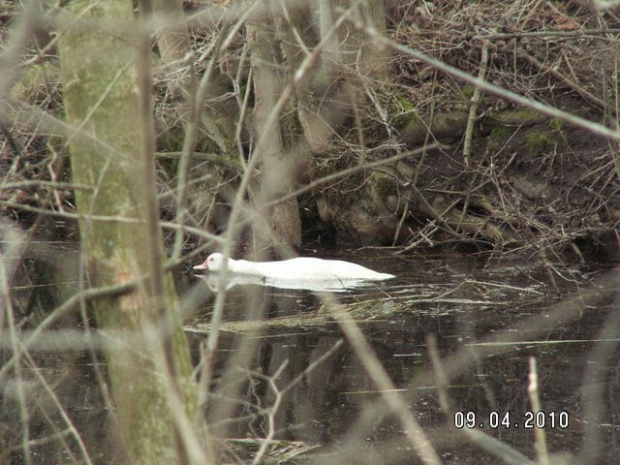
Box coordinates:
[193,253,395,281]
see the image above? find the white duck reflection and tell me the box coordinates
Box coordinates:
[193,253,395,293]
[197,272,381,293]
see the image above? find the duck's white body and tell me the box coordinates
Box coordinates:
[194,253,395,281]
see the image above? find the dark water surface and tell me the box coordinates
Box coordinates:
[185,251,619,464]
[2,248,619,464]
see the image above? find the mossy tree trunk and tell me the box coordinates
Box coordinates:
[58,0,203,463]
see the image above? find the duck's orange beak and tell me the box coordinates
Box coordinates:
[193,261,208,270]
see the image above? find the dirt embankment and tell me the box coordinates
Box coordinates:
[310,1,619,263]
[2,1,618,264]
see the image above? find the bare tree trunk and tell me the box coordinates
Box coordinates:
[283,0,389,154]
[153,0,190,66]
[247,12,302,249]
[334,0,389,79]
[58,1,203,463]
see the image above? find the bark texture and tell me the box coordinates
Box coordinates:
[247,12,302,248]
[58,1,199,463]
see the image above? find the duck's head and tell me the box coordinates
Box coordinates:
[193,252,226,271]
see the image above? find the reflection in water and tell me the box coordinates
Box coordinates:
[188,256,620,464]
[3,249,619,464]
[195,271,387,293]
